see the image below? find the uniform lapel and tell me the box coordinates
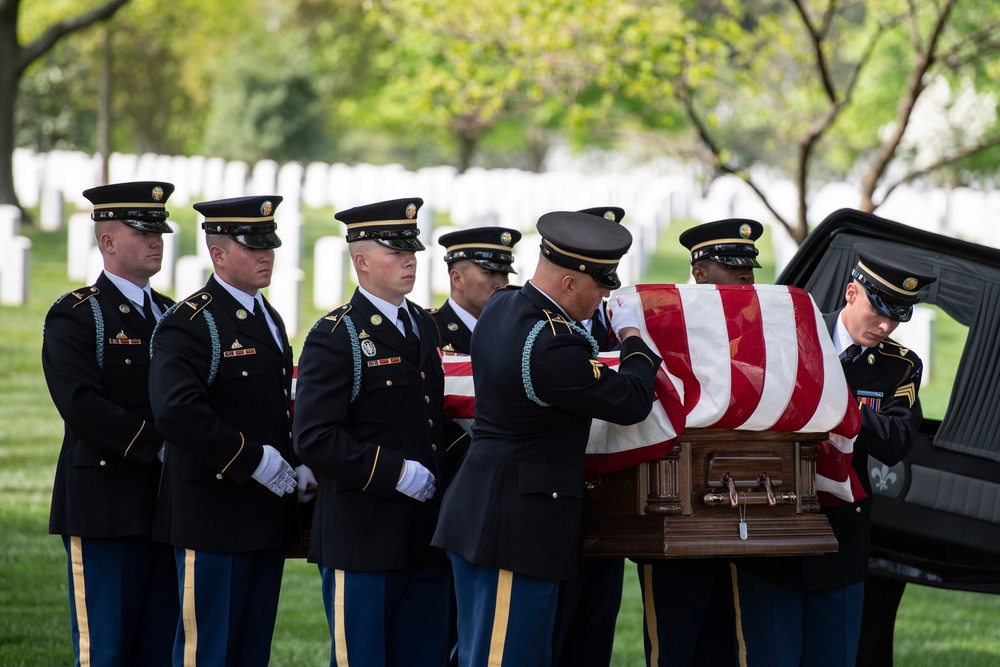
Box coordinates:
[351,289,409,360]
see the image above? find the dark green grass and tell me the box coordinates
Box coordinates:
[2,213,998,665]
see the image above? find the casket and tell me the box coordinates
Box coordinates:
[582,429,838,558]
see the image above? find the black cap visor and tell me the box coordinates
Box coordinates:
[707,254,762,269]
[121,218,173,234]
[233,232,282,250]
[863,286,913,322]
[593,268,621,291]
[471,258,517,274]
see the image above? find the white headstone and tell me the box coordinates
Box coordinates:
[0,236,30,305]
[202,157,227,201]
[430,226,460,297]
[303,162,330,209]
[109,152,139,184]
[0,204,21,240]
[222,161,248,198]
[267,267,304,339]
[274,208,303,270]
[251,160,279,195]
[174,255,213,301]
[313,236,346,309]
[13,148,41,209]
[277,162,304,210]
[150,221,180,293]
[67,213,96,282]
[39,181,64,231]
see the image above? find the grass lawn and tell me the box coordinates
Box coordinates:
[1,212,999,665]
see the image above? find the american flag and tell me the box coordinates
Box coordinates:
[443,284,865,507]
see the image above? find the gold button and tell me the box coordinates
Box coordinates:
[424,396,430,404]
[855,506,861,513]
[125,359,131,365]
[99,460,107,467]
[420,372,426,380]
[242,371,248,377]
[551,492,558,499]
[431,444,438,452]
[427,419,433,427]
[386,380,393,387]
[216,473,223,480]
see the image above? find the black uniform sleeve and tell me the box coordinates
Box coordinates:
[856,359,923,466]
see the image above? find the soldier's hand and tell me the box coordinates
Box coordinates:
[252,444,297,496]
[295,464,318,503]
[396,460,436,502]
[608,295,641,340]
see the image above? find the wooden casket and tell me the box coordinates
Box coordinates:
[582,429,838,558]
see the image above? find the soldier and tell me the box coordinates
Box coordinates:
[43,181,178,667]
[551,206,626,667]
[733,242,936,666]
[638,217,764,667]
[432,210,662,667]
[150,195,300,666]
[679,217,763,285]
[294,198,461,666]
[430,225,521,354]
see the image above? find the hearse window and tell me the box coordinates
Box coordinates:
[799,233,1000,463]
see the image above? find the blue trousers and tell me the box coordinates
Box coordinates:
[733,564,863,667]
[63,535,177,667]
[320,563,451,667]
[449,552,559,667]
[552,557,624,667]
[636,559,738,667]
[172,547,285,667]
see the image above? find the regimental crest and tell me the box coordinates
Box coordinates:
[232,339,244,349]
[405,203,417,219]
[740,223,752,238]
[358,330,370,339]
[370,314,383,326]
[119,304,131,314]
[447,322,459,331]
[152,186,164,201]
[236,309,249,320]
[261,200,273,216]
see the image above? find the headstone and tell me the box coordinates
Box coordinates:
[277,162,304,210]
[109,152,139,183]
[267,267,304,339]
[274,207,303,270]
[150,221,180,293]
[39,181,64,231]
[201,157,227,201]
[222,161,248,198]
[312,236,346,309]
[0,236,31,306]
[430,226,460,298]
[0,204,21,240]
[67,213,96,281]
[13,148,41,209]
[251,160,279,195]
[303,162,330,209]
[174,255,213,301]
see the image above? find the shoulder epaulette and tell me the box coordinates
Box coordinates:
[320,304,352,333]
[426,307,440,315]
[56,286,99,307]
[177,292,212,319]
[542,309,576,336]
[877,338,917,367]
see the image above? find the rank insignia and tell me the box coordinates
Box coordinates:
[447,323,459,331]
[370,314,383,326]
[361,339,377,357]
[367,357,401,367]
[119,304,131,314]
[236,309,249,320]
[224,348,256,357]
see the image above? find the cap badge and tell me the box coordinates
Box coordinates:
[604,210,616,222]
[447,323,459,331]
[152,186,164,201]
[740,223,752,238]
[867,354,875,365]
[361,339,377,357]
[236,309,249,320]
[406,203,417,219]
[260,200,273,216]
[119,304,131,314]
[370,314,383,326]
[232,340,244,349]
[903,277,918,291]
[501,232,512,246]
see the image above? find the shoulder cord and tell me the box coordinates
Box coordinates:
[148,302,220,386]
[344,315,362,402]
[522,319,601,407]
[89,298,105,370]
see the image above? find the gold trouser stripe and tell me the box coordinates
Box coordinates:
[731,562,748,667]
[70,536,91,667]
[335,569,349,667]
[182,549,198,667]
[123,421,145,458]
[487,569,514,667]
[641,564,659,666]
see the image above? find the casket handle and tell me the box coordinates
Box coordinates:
[760,472,776,506]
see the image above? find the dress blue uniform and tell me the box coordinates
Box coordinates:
[432,210,662,667]
[43,181,178,667]
[150,196,299,667]
[733,243,936,667]
[638,218,764,667]
[294,198,464,667]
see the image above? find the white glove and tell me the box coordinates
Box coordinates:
[252,444,297,496]
[295,464,318,503]
[608,295,641,338]
[396,459,436,502]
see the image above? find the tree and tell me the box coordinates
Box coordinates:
[0,0,129,211]
[665,0,1000,243]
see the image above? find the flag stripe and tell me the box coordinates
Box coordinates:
[715,286,766,429]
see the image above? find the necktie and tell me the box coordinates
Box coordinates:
[142,290,154,321]
[398,307,419,351]
[841,343,862,368]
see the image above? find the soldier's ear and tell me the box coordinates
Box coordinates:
[691,265,707,284]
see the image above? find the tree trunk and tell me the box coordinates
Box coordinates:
[98,26,112,185]
[0,1,21,210]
